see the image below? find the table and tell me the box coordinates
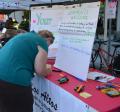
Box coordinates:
[32,59,120,112]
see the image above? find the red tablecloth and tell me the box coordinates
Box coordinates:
[46,59,120,112]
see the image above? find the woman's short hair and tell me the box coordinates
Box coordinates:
[38,30,55,44]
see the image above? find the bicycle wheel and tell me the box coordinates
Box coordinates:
[90,49,97,68]
[90,49,103,70]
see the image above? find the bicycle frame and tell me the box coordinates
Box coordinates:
[91,40,117,71]
[98,47,115,70]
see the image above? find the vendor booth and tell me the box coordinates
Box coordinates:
[1,0,120,112]
[30,1,120,112]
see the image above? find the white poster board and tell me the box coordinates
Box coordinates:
[32,76,97,112]
[54,2,100,81]
[31,6,64,58]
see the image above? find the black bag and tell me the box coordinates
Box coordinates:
[112,54,120,77]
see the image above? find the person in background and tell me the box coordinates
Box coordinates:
[5,17,14,29]
[19,16,29,31]
[0,29,26,46]
[0,30,54,112]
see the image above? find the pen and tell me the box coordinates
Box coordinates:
[52,69,62,72]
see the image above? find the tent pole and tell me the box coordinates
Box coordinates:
[29,6,31,31]
[50,0,52,7]
[104,0,108,41]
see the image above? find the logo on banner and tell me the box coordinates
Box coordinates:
[32,87,58,112]
[41,92,58,111]
[32,13,52,25]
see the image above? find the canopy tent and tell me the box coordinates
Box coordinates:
[0,9,26,15]
[0,0,74,10]
[0,0,99,10]
[0,0,74,15]
[0,0,99,15]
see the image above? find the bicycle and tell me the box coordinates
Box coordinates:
[90,39,120,74]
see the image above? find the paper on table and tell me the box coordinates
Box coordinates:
[48,48,57,59]
[87,72,115,82]
[79,92,92,98]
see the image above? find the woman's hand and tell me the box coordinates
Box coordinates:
[46,64,52,74]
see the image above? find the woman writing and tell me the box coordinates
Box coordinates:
[0,30,54,112]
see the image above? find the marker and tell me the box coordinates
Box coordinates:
[52,69,62,72]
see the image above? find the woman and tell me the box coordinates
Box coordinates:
[0,30,54,112]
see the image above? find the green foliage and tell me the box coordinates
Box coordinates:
[19,20,29,31]
[19,11,30,31]
[24,11,30,20]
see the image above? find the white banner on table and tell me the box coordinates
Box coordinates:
[54,2,100,81]
[32,76,95,112]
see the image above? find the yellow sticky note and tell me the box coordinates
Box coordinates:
[79,92,92,98]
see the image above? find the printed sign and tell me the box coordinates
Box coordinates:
[54,2,100,81]
[107,0,117,19]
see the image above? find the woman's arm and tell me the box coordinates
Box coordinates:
[34,45,51,77]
